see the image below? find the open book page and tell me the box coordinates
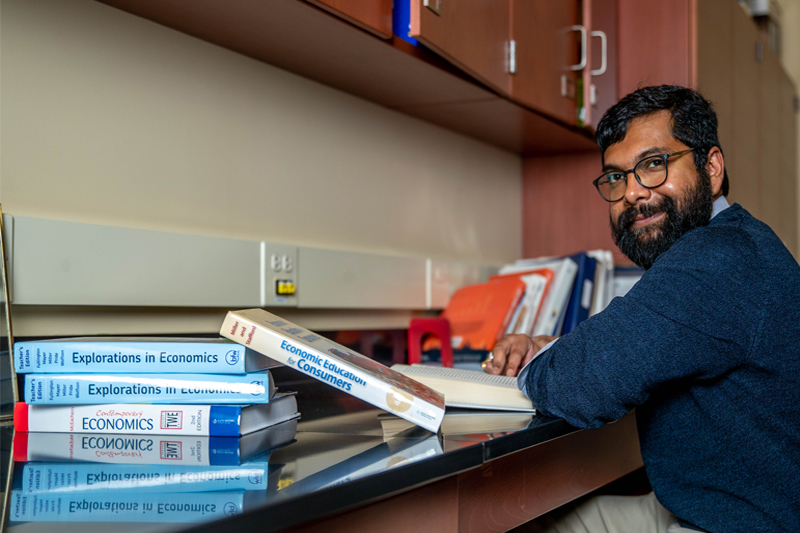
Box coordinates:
[392,364,520,388]
[391,364,535,412]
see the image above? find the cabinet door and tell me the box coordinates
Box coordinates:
[616,0,692,97]
[589,0,617,129]
[696,0,733,177]
[778,69,798,257]
[410,0,511,95]
[305,0,393,39]
[759,44,784,239]
[510,0,581,125]
[728,6,761,218]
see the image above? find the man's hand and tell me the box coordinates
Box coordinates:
[483,334,557,377]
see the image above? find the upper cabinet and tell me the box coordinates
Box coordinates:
[304,0,393,39]
[96,0,598,155]
[409,0,512,96]
[408,0,613,128]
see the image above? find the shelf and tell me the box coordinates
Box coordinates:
[96,0,597,155]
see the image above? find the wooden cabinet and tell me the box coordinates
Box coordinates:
[510,0,582,125]
[409,0,606,128]
[410,0,512,95]
[588,0,618,129]
[762,60,799,251]
[694,0,798,256]
[728,2,761,218]
[778,70,799,254]
[305,0,393,39]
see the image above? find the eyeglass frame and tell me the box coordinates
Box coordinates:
[592,149,695,202]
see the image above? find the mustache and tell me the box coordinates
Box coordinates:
[614,197,673,232]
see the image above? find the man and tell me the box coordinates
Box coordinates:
[485,86,800,533]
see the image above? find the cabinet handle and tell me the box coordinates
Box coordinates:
[569,25,587,71]
[424,0,441,16]
[591,30,607,76]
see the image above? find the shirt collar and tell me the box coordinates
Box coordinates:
[711,196,730,219]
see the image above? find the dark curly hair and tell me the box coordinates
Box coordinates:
[595,85,729,196]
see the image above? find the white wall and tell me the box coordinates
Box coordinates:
[0,0,523,334]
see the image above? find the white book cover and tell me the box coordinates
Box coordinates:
[503,259,578,336]
[504,273,548,336]
[221,309,445,433]
[587,250,614,316]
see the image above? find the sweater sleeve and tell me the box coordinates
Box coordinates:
[525,226,765,429]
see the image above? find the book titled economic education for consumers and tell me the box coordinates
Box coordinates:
[14,337,280,374]
[13,419,298,465]
[220,309,445,433]
[15,393,298,436]
[23,372,271,405]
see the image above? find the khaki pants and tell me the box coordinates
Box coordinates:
[514,492,702,533]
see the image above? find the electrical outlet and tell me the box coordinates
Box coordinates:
[261,243,298,307]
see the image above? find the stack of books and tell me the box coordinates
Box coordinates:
[421,249,618,368]
[10,336,300,524]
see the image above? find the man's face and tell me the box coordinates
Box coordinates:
[604,111,713,269]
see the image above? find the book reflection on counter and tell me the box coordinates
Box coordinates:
[9,490,252,523]
[13,418,298,465]
[379,410,534,451]
[18,461,276,494]
[8,425,296,523]
[278,428,442,497]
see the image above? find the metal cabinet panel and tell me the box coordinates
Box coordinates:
[8,217,262,307]
[298,248,427,309]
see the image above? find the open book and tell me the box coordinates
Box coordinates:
[390,364,535,412]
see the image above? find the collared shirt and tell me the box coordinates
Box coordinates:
[517,195,731,397]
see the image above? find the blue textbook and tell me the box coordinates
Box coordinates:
[9,490,245,523]
[14,419,298,465]
[560,252,598,335]
[16,394,298,436]
[20,462,270,493]
[24,373,271,405]
[14,337,280,374]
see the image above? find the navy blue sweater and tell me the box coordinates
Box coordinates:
[525,204,800,533]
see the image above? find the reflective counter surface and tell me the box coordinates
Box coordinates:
[1,366,579,533]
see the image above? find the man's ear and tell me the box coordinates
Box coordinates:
[706,147,724,198]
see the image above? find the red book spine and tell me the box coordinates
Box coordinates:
[14,402,29,432]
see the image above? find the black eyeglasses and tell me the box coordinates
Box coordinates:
[593,149,694,202]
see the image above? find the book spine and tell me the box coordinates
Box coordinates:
[23,373,269,405]
[8,490,244,523]
[221,311,444,433]
[15,403,244,436]
[533,261,578,337]
[14,341,248,374]
[14,431,244,465]
[21,462,269,494]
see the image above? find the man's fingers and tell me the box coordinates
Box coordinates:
[484,340,511,375]
[503,337,530,376]
[483,335,532,376]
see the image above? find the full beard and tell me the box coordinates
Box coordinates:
[611,170,713,270]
